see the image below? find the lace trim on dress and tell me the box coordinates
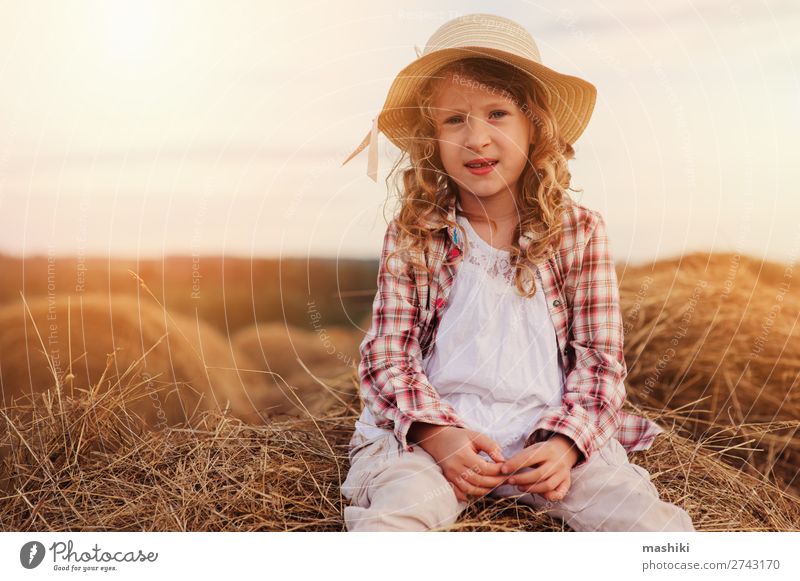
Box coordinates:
[458,216,517,287]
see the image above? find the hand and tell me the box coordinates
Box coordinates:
[499,434,580,502]
[411,424,508,503]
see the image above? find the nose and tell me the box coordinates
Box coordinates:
[463,113,491,152]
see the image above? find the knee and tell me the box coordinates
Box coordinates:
[563,476,695,532]
[649,504,695,532]
[346,454,465,531]
[619,492,696,532]
[373,461,462,526]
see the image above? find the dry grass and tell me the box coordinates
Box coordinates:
[0,293,284,431]
[1,359,798,531]
[232,322,361,417]
[2,251,800,530]
[619,252,800,495]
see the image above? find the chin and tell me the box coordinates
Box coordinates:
[456,179,504,198]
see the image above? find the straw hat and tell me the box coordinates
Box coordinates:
[341,13,597,182]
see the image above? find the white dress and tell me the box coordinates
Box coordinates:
[355,213,566,459]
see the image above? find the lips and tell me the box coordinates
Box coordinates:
[464,158,498,168]
[464,159,498,176]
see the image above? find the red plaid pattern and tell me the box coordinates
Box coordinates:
[356,196,663,467]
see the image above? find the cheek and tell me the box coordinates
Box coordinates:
[498,141,530,176]
[501,132,531,162]
[437,140,460,166]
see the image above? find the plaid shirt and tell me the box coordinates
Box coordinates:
[356,196,663,467]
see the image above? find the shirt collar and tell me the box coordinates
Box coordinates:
[435,194,539,257]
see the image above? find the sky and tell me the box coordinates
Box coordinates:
[0,0,798,266]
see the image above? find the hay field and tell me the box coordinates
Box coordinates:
[0,294,281,428]
[1,372,798,531]
[619,252,800,495]
[1,251,799,531]
[232,322,361,417]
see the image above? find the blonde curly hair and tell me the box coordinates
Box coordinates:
[383,57,582,298]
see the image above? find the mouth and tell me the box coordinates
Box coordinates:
[464,159,498,169]
[464,159,498,175]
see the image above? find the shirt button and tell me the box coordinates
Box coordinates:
[552,299,562,307]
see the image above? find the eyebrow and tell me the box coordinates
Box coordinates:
[435,102,512,117]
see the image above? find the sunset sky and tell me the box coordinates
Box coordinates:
[0,0,797,265]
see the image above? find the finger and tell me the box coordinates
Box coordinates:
[461,467,508,490]
[544,476,571,502]
[500,444,544,475]
[507,463,556,486]
[469,455,507,478]
[454,474,495,498]
[471,433,505,464]
[453,467,503,498]
[519,473,563,495]
[543,476,570,502]
[449,480,468,503]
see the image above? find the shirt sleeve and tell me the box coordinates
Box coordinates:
[357,219,467,452]
[525,213,627,467]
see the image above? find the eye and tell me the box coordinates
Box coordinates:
[441,111,507,125]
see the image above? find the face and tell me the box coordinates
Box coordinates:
[431,75,533,201]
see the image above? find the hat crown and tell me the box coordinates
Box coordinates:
[423,13,541,64]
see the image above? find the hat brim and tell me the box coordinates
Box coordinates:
[377,46,596,150]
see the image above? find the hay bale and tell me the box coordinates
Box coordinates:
[0,294,280,429]
[619,252,800,493]
[1,381,798,531]
[232,323,360,415]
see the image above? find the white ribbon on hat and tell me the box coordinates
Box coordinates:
[341,115,379,182]
[341,47,424,182]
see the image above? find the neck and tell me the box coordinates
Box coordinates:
[456,190,520,232]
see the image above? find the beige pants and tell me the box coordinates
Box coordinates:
[341,432,695,532]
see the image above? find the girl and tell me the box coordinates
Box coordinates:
[340,13,695,532]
